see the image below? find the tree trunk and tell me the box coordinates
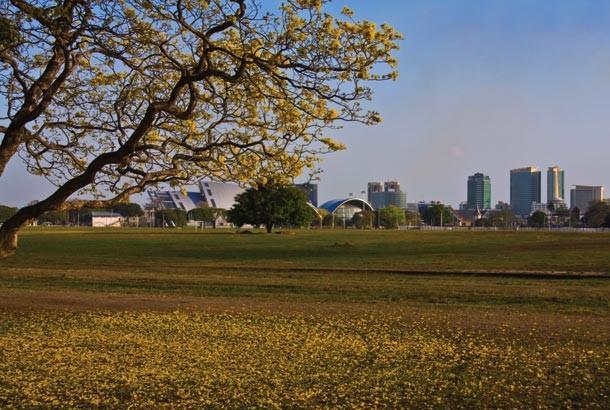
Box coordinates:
[0,194,66,259]
[266,223,273,233]
[0,225,19,259]
[0,209,30,259]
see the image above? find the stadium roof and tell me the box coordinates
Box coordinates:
[149,181,244,211]
[319,198,375,214]
[198,181,244,209]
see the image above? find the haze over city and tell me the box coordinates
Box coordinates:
[2,0,609,207]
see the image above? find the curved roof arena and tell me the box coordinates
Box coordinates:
[319,198,375,214]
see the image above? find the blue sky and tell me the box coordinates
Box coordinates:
[2,0,609,207]
[313,0,610,205]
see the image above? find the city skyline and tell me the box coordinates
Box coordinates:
[0,158,606,210]
[305,0,610,207]
[1,0,610,209]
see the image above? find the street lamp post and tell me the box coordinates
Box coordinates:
[360,191,367,229]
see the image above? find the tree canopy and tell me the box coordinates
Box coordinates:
[188,206,225,228]
[421,203,453,227]
[112,202,144,218]
[584,201,609,228]
[476,208,516,228]
[155,208,187,228]
[0,205,17,223]
[227,184,314,233]
[351,209,374,229]
[37,209,69,225]
[378,205,405,229]
[0,0,401,257]
[527,210,547,228]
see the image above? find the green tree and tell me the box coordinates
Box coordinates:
[155,209,187,228]
[404,211,421,227]
[378,205,406,229]
[421,203,453,226]
[0,205,17,224]
[189,206,226,228]
[482,208,516,228]
[528,211,547,228]
[570,207,581,227]
[112,203,144,218]
[227,185,314,233]
[583,201,609,228]
[38,210,69,226]
[0,1,401,258]
[352,210,375,229]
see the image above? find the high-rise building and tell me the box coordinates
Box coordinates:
[367,181,407,209]
[570,185,604,214]
[367,182,383,204]
[384,181,400,192]
[510,167,541,217]
[467,173,491,210]
[547,166,565,204]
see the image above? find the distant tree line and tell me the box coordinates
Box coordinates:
[5,198,609,230]
[0,205,17,224]
[583,201,610,228]
[5,202,145,226]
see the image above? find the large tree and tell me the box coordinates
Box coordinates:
[155,208,187,227]
[527,210,547,228]
[421,203,453,227]
[378,205,405,229]
[583,201,609,228]
[0,0,401,257]
[112,202,144,218]
[227,184,314,233]
[188,206,225,228]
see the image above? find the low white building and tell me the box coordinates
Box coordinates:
[91,211,123,227]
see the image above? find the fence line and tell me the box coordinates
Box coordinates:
[402,225,610,233]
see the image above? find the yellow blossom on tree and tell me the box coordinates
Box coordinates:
[0,0,402,257]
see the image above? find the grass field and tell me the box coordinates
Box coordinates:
[1,228,609,407]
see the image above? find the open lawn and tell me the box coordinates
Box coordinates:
[0,228,609,407]
[4,227,610,274]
